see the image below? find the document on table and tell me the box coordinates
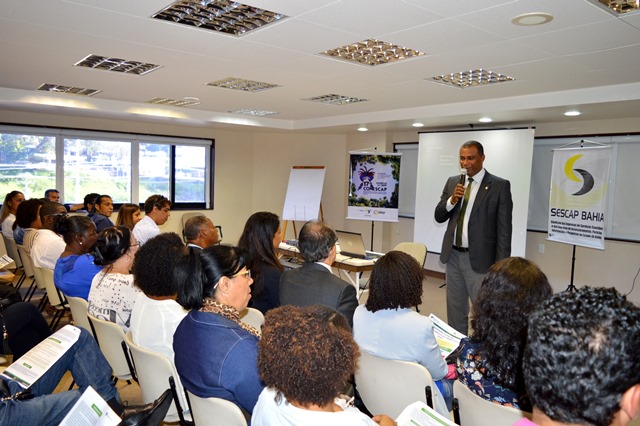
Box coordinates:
[59,386,121,426]
[1,325,81,389]
[396,401,456,426]
[429,314,466,358]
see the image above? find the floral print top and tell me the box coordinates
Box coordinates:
[455,337,531,411]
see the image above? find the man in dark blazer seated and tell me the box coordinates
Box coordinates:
[434,140,512,335]
[279,221,358,329]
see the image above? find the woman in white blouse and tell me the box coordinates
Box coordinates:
[88,226,140,332]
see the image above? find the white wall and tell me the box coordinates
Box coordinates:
[2,110,639,305]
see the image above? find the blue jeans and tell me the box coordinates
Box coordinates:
[0,328,118,425]
[436,378,454,412]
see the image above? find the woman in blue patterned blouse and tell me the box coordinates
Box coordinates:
[455,257,552,411]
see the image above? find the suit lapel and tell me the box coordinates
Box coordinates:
[470,172,492,216]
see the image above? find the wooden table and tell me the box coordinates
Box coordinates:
[278,243,377,296]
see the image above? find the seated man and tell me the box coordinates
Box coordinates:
[133,194,171,246]
[279,221,358,328]
[44,189,85,212]
[184,215,219,250]
[0,327,172,425]
[30,201,66,269]
[517,286,640,426]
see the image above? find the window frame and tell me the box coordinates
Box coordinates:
[0,124,214,210]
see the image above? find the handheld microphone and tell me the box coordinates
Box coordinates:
[459,168,467,185]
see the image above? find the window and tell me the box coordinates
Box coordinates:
[0,126,213,209]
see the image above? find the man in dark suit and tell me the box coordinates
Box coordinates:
[184,215,219,250]
[279,221,358,329]
[434,141,512,334]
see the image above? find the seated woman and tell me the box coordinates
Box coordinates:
[115,203,142,231]
[130,232,188,362]
[1,190,24,239]
[54,215,102,299]
[14,198,44,250]
[455,256,552,410]
[353,250,453,413]
[237,211,284,314]
[89,194,115,232]
[87,226,141,332]
[173,245,263,414]
[253,305,396,426]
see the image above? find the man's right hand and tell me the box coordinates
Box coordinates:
[451,183,465,204]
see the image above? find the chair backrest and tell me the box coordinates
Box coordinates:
[393,242,427,267]
[181,212,204,242]
[88,313,133,380]
[124,331,189,423]
[239,307,265,330]
[186,390,247,426]
[66,296,94,337]
[452,380,532,426]
[29,261,47,290]
[354,347,437,419]
[35,266,65,307]
[16,245,34,278]
[2,235,22,269]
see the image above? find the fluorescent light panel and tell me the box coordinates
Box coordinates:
[229,108,279,116]
[146,97,201,107]
[152,0,287,36]
[591,0,640,14]
[321,39,425,66]
[75,54,162,75]
[207,77,279,92]
[303,94,368,105]
[37,83,101,97]
[430,69,515,88]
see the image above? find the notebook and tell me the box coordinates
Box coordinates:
[335,230,382,260]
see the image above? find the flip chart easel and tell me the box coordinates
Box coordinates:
[281,166,325,240]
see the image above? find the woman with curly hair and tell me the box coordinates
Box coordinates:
[237,211,284,314]
[455,256,552,410]
[353,250,453,413]
[87,226,141,332]
[115,203,142,231]
[53,215,102,299]
[253,305,396,426]
[130,232,189,362]
[173,245,264,414]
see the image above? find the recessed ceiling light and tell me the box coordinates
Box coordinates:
[37,83,101,97]
[321,39,425,66]
[511,12,554,26]
[146,97,201,107]
[478,117,493,123]
[429,69,515,88]
[207,77,280,92]
[564,110,582,117]
[303,94,368,105]
[229,108,279,116]
[357,126,368,132]
[588,0,640,15]
[412,122,424,128]
[75,54,162,75]
[152,1,288,36]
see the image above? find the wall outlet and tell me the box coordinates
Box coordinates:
[538,243,545,254]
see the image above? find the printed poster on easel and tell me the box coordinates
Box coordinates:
[548,145,612,250]
[347,152,401,222]
[282,166,325,221]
